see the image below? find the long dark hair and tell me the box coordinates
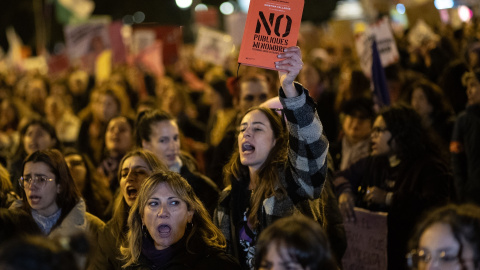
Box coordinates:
[379,105,445,162]
[223,106,287,228]
[408,204,480,270]
[20,149,81,227]
[406,79,454,121]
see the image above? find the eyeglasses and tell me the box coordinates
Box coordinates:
[19,176,55,189]
[406,249,461,269]
[371,126,388,136]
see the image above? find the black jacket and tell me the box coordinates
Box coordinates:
[451,104,480,204]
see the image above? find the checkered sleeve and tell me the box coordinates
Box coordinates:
[279,82,328,200]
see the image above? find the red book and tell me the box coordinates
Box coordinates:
[238,0,304,70]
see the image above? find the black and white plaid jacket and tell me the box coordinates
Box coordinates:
[214,82,329,260]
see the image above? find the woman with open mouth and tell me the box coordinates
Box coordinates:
[214,46,330,270]
[136,110,220,216]
[121,170,241,270]
[90,149,166,270]
[9,149,104,269]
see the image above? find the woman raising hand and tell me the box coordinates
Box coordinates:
[214,46,329,269]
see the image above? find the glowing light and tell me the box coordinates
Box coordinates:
[220,2,234,15]
[133,11,145,23]
[396,4,405,15]
[175,0,192,9]
[434,0,454,10]
[195,4,208,11]
[458,6,472,22]
[238,0,250,12]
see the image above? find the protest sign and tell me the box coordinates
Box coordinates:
[355,17,399,78]
[225,12,248,46]
[194,27,234,66]
[63,17,111,72]
[195,8,220,29]
[238,0,304,70]
[342,208,388,270]
[407,19,439,49]
[132,25,182,66]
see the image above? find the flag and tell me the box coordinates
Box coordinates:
[54,0,95,25]
[371,40,390,107]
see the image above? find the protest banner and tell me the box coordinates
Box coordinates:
[342,208,388,270]
[63,16,111,72]
[194,27,234,66]
[238,0,304,70]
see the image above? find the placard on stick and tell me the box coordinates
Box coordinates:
[238,0,304,70]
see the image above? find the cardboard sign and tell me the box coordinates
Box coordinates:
[355,17,399,78]
[238,0,304,70]
[342,208,388,270]
[194,27,234,66]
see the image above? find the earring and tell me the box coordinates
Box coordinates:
[142,224,147,238]
[188,222,193,230]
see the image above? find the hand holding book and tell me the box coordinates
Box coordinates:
[276,46,303,98]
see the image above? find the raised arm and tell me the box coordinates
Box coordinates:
[277,47,329,201]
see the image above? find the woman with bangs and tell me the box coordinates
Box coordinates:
[121,170,240,270]
[214,46,329,269]
[89,149,166,270]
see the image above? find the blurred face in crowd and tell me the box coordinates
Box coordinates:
[45,96,65,125]
[120,155,152,207]
[370,116,392,156]
[65,154,87,192]
[23,161,61,217]
[142,120,181,169]
[258,242,305,270]
[238,109,276,173]
[416,222,476,270]
[142,182,193,250]
[23,124,56,155]
[299,64,321,99]
[105,116,133,154]
[238,80,269,115]
[342,113,372,144]
[94,93,120,122]
[411,88,433,119]
[466,77,480,106]
[68,70,89,95]
[0,100,16,129]
[26,78,48,103]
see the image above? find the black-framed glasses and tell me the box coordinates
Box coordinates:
[19,176,55,189]
[371,126,388,137]
[406,249,461,269]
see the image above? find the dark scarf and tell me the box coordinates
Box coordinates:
[141,234,187,269]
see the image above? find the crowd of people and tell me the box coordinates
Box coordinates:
[0,14,480,270]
